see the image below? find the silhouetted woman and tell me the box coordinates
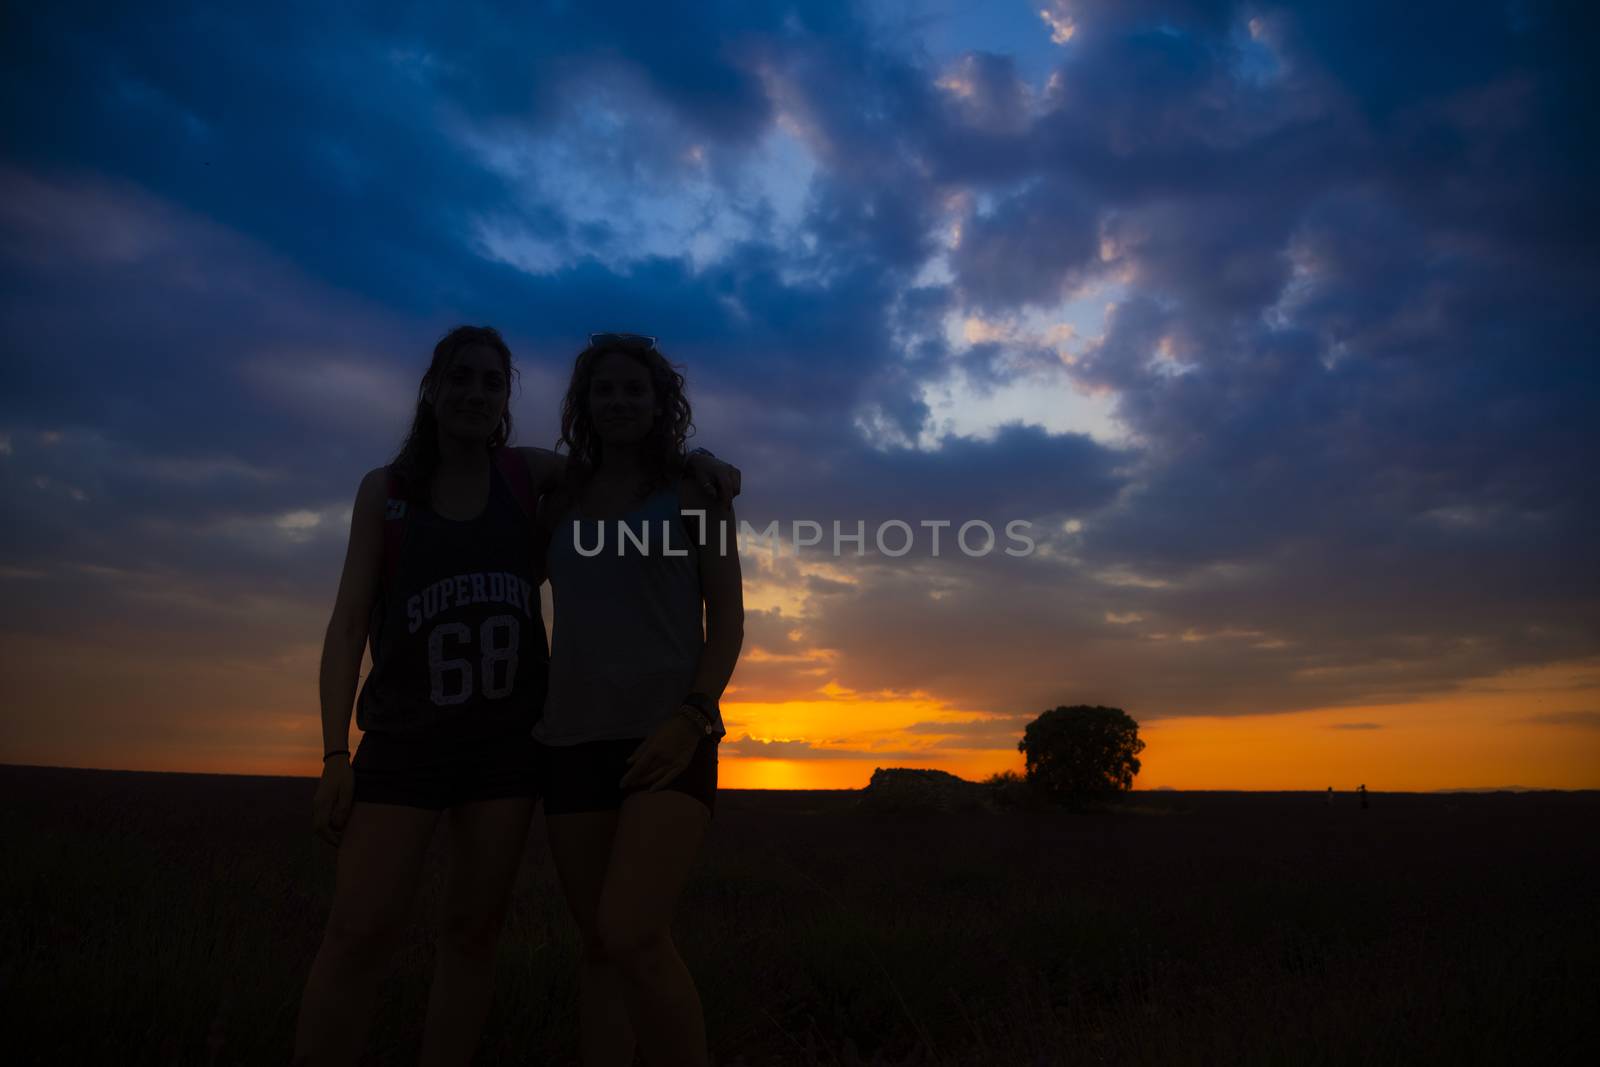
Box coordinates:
[292,326,737,1066]
[533,333,743,1067]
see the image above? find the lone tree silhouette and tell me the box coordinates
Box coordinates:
[1019,705,1145,807]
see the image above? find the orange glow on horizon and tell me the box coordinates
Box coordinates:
[1132,659,1600,791]
[3,656,1596,792]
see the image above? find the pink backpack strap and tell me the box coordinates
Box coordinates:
[493,445,538,526]
[381,466,409,587]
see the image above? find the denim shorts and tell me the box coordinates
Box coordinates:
[352,730,541,810]
[537,734,718,818]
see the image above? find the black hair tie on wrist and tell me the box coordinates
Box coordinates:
[323,748,350,761]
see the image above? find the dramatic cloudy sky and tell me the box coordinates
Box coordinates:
[2,0,1595,788]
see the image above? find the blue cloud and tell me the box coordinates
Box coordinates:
[1,0,1595,747]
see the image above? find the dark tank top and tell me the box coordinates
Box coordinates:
[355,454,548,737]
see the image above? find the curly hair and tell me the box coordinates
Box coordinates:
[390,325,518,507]
[557,338,694,498]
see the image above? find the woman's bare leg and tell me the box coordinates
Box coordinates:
[293,801,440,1066]
[598,789,711,1067]
[546,808,636,1067]
[418,795,537,1067]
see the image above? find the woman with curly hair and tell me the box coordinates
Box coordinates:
[533,333,744,1067]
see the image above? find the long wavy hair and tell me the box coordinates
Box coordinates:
[390,325,518,507]
[557,338,693,499]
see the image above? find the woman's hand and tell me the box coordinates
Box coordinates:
[685,452,741,504]
[312,755,355,846]
[619,713,703,791]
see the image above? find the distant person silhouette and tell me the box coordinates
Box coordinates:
[531,333,743,1067]
[1359,783,1368,809]
[1326,786,1333,805]
[291,326,739,1067]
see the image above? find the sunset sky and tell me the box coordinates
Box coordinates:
[2,1,1595,790]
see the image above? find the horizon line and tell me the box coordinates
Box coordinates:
[1,762,1594,794]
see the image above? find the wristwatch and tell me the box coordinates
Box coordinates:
[677,692,722,737]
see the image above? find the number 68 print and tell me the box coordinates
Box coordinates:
[427,615,520,705]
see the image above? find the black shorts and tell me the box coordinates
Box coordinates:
[352,730,541,811]
[537,735,718,819]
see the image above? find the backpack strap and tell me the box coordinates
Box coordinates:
[493,446,538,526]
[381,466,409,588]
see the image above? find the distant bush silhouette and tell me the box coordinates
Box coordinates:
[856,767,997,813]
[981,769,1049,811]
[1018,705,1145,809]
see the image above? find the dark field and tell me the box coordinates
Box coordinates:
[2,766,1595,1066]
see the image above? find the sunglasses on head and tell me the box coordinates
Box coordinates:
[587,332,658,351]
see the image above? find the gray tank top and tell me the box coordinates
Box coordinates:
[533,481,703,745]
